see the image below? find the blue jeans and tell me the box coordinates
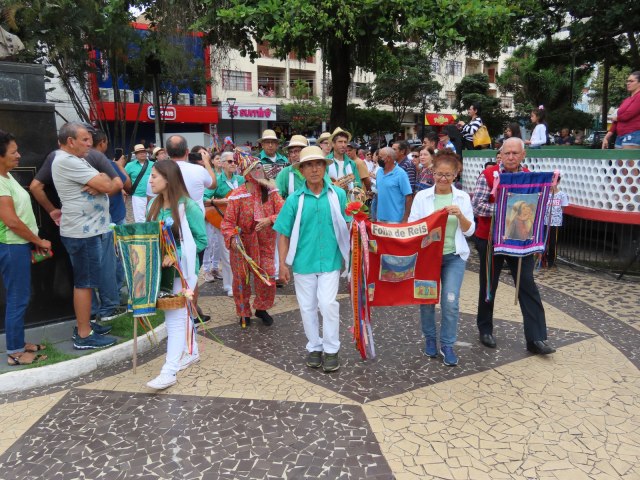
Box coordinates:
[420,253,466,346]
[0,243,31,354]
[90,231,120,317]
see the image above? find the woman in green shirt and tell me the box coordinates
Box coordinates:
[145,160,207,390]
[0,130,51,365]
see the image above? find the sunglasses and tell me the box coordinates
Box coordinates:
[227,160,238,164]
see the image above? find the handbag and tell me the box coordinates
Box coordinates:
[473,125,491,147]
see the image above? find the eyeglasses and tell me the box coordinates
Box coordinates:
[434,173,455,179]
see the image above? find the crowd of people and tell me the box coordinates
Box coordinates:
[0,120,568,392]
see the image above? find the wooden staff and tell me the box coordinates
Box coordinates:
[514,257,522,305]
[132,317,138,373]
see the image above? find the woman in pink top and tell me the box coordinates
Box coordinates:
[602,71,640,149]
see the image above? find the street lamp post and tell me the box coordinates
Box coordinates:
[227,97,237,144]
[421,93,428,141]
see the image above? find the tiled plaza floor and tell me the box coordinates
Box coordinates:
[0,254,639,479]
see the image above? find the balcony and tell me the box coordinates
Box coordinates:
[257,66,287,98]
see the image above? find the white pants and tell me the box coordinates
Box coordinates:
[293,270,341,354]
[160,277,192,375]
[202,223,220,272]
[131,196,148,223]
[215,228,232,292]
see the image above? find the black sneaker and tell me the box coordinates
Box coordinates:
[306,351,322,368]
[322,352,340,372]
[255,309,274,326]
[101,307,127,322]
[73,331,117,350]
[71,322,113,340]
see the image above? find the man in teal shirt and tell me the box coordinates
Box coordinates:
[258,129,288,179]
[125,144,153,222]
[326,127,361,194]
[274,135,308,199]
[274,146,351,373]
[203,151,245,293]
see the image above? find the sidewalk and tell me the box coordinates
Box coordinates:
[0,258,638,479]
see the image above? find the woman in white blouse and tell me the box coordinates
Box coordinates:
[408,150,475,367]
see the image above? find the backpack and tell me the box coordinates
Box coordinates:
[473,125,491,147]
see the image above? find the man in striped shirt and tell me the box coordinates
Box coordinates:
[392,140,417,193]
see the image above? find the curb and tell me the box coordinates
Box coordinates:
[0,324,167,394]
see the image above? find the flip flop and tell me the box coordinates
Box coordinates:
[7,352,48,366]
[24,343,47,352]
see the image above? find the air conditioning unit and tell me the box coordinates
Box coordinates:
[140,91,153,104]
[122,89,134,103]
[194,94,207,106]
[99,88,114,102]
[176,93,190,105]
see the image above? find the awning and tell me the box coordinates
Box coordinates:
[424,113,457,126]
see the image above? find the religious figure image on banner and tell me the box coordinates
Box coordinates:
[504,194,538,241]
[492,171,556,256]
[379,253,417,282]
[129,245,148,299]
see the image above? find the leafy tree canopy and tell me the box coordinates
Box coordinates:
[361,46,441,125]
[454,73,510,138]
[590,65,632,108]
[194,0,519,128]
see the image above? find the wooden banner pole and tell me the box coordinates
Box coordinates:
[132,317,138,373]
[514,257,522,305]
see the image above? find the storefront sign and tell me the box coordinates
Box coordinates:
[424,113,457,126]
[221,104,277,121]
[147,106,177,121]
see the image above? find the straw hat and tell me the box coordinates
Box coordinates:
[133,144,146,153]
[286,135,308,149]
[329,127,352,143]
[293,146,333,170]
[152,147,165,159]
[259,129,278,142]
[317,132,331,143]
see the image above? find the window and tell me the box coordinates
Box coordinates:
[222,70,252,91]
[445,91,456,108]
[445,60,462,76]
[353,82,368,98]
[487,67,496,83]
[431,59,440,74]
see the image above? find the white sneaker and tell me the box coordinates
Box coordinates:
[179,353,200,371]
[146,373,177,390]
[203,271,215,283]
[226,289,233,297]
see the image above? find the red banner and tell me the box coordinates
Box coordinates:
[364,210,448,306]
[424,113,457,126]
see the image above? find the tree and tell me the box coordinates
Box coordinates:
[496,40,593,115]
[195,0,519,128]
[346,104,399,143]
[4,0,209,148]
[454,73,510,137]
[279,80,330,134]
[362,46,441,125]
[547,107,593,133]
[590,65,632,109]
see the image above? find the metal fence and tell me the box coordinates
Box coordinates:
[557,214,640,277]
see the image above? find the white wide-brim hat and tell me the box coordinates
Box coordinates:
[293,146,333,170]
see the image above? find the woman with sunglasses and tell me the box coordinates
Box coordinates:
[408,148,475,366]
[203,151,244,293]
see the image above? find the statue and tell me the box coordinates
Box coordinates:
[0,26,24,59]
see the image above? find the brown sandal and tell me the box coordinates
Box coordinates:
[24,343,47,352]
[7,352,48,366]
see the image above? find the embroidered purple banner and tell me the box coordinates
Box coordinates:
[492,171,555,256]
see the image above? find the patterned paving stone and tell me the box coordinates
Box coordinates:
[0,388,393,480]
[210,302,593,404]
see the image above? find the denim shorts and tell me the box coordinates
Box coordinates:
[61,235,104,288]
[615,130,640,148]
